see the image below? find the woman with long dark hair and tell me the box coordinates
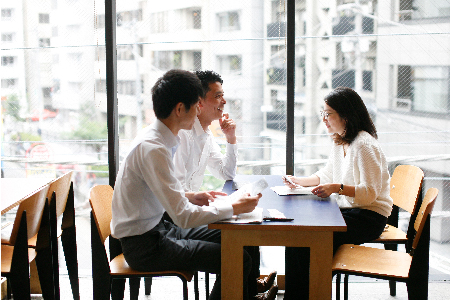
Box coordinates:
[282,87,393,299]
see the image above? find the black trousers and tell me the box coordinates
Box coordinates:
[120,219,253,300]
[284,208,387,299]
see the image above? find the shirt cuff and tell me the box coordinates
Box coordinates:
[226,142,238,154]
[213,202,234,219]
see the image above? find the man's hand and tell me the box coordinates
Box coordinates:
[231,193,261,215]
[219,113,237,144]
[187,191,228,206]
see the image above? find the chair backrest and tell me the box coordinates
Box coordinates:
[89,185,114,244]
[390,165,424,214]
[47,171,73,217]
[9,185,50,245]
[411,188,438,251]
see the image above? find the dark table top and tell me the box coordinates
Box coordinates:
[212,174,347,232]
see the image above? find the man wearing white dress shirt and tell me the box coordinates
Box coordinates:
[173,70,278,300]
[110,69,261,300]
[173,70,237,192]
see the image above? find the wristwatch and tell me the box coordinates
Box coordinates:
[338,184,344,195]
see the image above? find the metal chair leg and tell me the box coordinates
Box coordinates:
[344,274,349,300]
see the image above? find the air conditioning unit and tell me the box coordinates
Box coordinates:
[394,98,412,111]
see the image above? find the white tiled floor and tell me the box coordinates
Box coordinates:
[46,273,450,300]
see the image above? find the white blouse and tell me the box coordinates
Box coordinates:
[315,131,393,217]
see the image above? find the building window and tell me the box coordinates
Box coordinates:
[96,80,138,96]
[1,56,15,66]
[217,55,242,75]
[400,0,450,20]
[117,80,136,95]
[97,14,105,29]
[1,79,17,88]
[1,8,12,20]
[117,9,142,26]
[39,38,51,47]
[1,33,13,42]
[153,51,182,70]
[217,11,241,32]
[396,65,450,114]
[42,87,52,98]
[39,13,50,23]
[150,11,168,33]
[192,9,201,29]
[117,46,134,60]
[193,51,202,71]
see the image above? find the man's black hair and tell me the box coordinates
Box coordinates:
[194,70,223,97]
[151,69,203,119]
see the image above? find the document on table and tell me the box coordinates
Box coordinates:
[212,178,268,224]
[271,185,314,195]
[215,207,263,224]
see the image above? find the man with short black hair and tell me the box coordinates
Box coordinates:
[174,70,278,300]
[111,69,262,300]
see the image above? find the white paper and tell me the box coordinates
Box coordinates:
[270,185,314,195]
[215,207,263,224]
[213,178,269,204]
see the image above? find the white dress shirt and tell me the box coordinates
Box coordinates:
[314,131,393,218]
[110,119,234,239]
[174,117,238,192]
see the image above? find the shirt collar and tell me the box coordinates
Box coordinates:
[154,119,180,149]
[193,116,210,137]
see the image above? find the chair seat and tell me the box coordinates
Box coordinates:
[1,245,37,274]
[333,244,411,280]
[372,225,407,243]
[110,253,194,281]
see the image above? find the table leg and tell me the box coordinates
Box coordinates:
[220,229,335,300]
[221,231,244,299]
[309,232,333,299]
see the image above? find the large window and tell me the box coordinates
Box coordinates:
[1,0,449,283]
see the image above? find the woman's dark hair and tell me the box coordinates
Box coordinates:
[194,70,223,97]
[324,87,377,144]
[151,69,203,119]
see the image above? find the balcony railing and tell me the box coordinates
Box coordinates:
[267,22,286,38]
[332,16,374,35]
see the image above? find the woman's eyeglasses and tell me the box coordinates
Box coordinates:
[320,111,333,120]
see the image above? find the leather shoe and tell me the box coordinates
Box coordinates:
[254,284,278,300]
[257,271,277,293]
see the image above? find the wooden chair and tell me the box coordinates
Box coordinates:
[367,164,424,295]
[1,172,78,300]
[374,165,424,246]
[1,185,50,300]
[333,187,438,300]
[89,185,195,300]
[47,171,79,300]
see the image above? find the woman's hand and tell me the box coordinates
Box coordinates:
[311,184,339,198]
[282,175,301,189]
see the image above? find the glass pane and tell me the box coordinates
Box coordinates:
[1,0,107,275]
[294,0,450,280]
[115,1,275,193]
